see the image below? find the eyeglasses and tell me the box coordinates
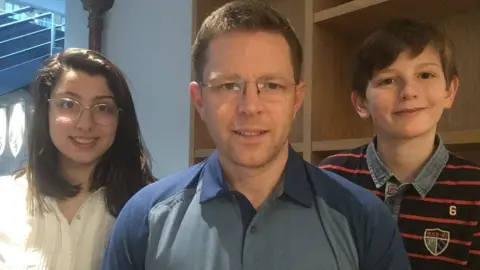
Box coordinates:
[200,77,297,102]
[48,97,120,126]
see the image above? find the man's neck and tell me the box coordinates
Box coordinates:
[376,130,437,183]
[219,144,289,209]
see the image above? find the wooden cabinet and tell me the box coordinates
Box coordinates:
[189,0,480,165]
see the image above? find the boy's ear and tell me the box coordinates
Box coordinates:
[351,91,370,119]
[444,75,459,109]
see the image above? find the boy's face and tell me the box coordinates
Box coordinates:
[352,46,458,140]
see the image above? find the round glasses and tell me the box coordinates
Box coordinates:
[48,97,120,126]
[200,77,297,102]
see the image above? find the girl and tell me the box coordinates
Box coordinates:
[0,48,155,270]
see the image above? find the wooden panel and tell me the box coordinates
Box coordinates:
[313,0,351,13]
[191,0,229,152]
[302,0,314,162]
[271,0,306,144]
[313,0,480,39]
[311,24,373,141]
[437,10,480,132]
[448,144,480,166]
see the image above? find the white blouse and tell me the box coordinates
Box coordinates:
[0,174,115,270]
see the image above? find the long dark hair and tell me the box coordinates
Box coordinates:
[25,48,155,217]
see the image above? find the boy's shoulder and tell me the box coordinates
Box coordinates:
[318,144,369,173]
[443,152,480,179]
[305,160,385,222]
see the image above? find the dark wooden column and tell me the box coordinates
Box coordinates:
[81,0,115,52]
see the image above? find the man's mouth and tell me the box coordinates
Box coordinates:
[232,130,268,136]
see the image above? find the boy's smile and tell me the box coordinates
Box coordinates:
[353,45,458,139]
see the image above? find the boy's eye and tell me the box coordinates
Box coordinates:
[378,78,395,86]
[418,72,435,79]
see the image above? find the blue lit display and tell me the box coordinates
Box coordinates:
[0,89,33,176]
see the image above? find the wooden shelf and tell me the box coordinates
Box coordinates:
[314,0,389,22]
[312,130,480,152]
[312,137,371,152]
[313,0,480,38]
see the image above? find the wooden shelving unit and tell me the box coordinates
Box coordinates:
[190,0,480,166]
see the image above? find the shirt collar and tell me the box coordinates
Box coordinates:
[366,135,449,198]
[199,145,313,207]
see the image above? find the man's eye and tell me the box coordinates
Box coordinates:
[219,83,240,91]
[262,82,283,90]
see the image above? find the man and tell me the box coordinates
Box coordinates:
[319,19,480,269]
[101,1,410,269]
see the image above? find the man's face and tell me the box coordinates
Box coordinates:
[190,30,305,168]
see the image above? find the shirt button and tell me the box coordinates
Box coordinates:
[250,225,257,233]
[387,199,395,207]
[76,215,81,220]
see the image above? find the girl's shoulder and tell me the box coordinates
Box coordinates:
[0,173,28,212]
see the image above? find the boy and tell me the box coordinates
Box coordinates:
[319,18,480,270]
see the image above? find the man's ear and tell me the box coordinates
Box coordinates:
[293,81,306,116]
[351,91,370,119]
[444,75,459,109]
[190,81,205,120]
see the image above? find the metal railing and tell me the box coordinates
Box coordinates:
[0,6,35,20]
[0,7,65,72]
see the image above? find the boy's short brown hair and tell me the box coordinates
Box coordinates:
[352,18,458,98]
[191,0,303,83]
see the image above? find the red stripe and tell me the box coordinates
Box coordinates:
[319,164,370,175]
[403,195,480,206]
[408,253,467,265]
[399,214,478,226]
[446,164,480,170]
[370,190,384,197]
[402,233,472,246]
[474,232,480,237]
[437,180,480,186]
[470,250,480,255]
[329,153,366,158]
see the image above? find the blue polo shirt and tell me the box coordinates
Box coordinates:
[101,147,410,270]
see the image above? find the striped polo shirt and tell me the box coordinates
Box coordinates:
[101,146,410,270]
[319,136,480,270]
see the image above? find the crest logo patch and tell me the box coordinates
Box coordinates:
[424,228,450,256]
[385,182,398,196]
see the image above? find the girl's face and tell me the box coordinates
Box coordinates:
[48,69,119,166]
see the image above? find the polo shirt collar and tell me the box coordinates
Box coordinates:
[366,135,449,198]
[199,145,313,207]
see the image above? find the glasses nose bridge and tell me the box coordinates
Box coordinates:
[240,80,261,96]
[76,102,96,119]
